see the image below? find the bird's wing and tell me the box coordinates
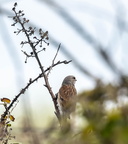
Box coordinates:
[59,85,77,113]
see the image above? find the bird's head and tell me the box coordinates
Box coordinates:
[62,75,77,86]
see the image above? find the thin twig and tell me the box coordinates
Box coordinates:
[52,43,61,64]
[47,43,61,76]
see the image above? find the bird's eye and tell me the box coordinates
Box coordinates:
[73,76,76,80]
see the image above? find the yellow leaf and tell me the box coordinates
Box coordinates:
[9,115,15,121]
[1,98,11,103]
[4,116,7,120]
[7,124,11,127]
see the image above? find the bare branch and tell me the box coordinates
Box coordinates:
[47,43,61,76]
[1,59,71,122]
[1,3,72,125]
[52,43,61,63]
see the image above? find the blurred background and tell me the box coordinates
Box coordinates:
[0,0,128,143]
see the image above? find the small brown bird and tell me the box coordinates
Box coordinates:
[57,75,77,119]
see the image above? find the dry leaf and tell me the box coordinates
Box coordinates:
[1,98,11,104]
[9,115,15,121]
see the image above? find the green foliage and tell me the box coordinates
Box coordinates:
[41,79,128,144]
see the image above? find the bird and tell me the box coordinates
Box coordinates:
[57,75,77,120]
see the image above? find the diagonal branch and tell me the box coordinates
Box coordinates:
[1,59,71,122]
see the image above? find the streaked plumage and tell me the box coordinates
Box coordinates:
[57,75,77,119]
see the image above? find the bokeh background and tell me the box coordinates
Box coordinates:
[0,0,128,143]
